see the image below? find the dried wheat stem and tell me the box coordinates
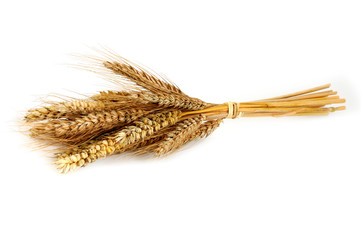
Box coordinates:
[239,98,345,108]
[236,106,345,113]
[262,90,337,102]
[179,83,345,119]
[260,83,331,101]
[241,112,330,117]
[181,97,345,119]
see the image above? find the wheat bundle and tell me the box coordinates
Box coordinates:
[23,50,346,173]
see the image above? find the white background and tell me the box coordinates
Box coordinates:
[0,1,360,239]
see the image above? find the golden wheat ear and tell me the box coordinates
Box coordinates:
[75,49,210,111]
[75,48,183,94]
[102,60,183,95]
[23,49,346,173]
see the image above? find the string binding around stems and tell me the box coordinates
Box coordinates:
[226,101,242,119]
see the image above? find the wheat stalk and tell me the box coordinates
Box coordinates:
[23,49,346,173]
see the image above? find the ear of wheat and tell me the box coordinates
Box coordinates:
[23,49,346,173]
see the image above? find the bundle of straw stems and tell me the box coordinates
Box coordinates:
[23,50,345,173]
